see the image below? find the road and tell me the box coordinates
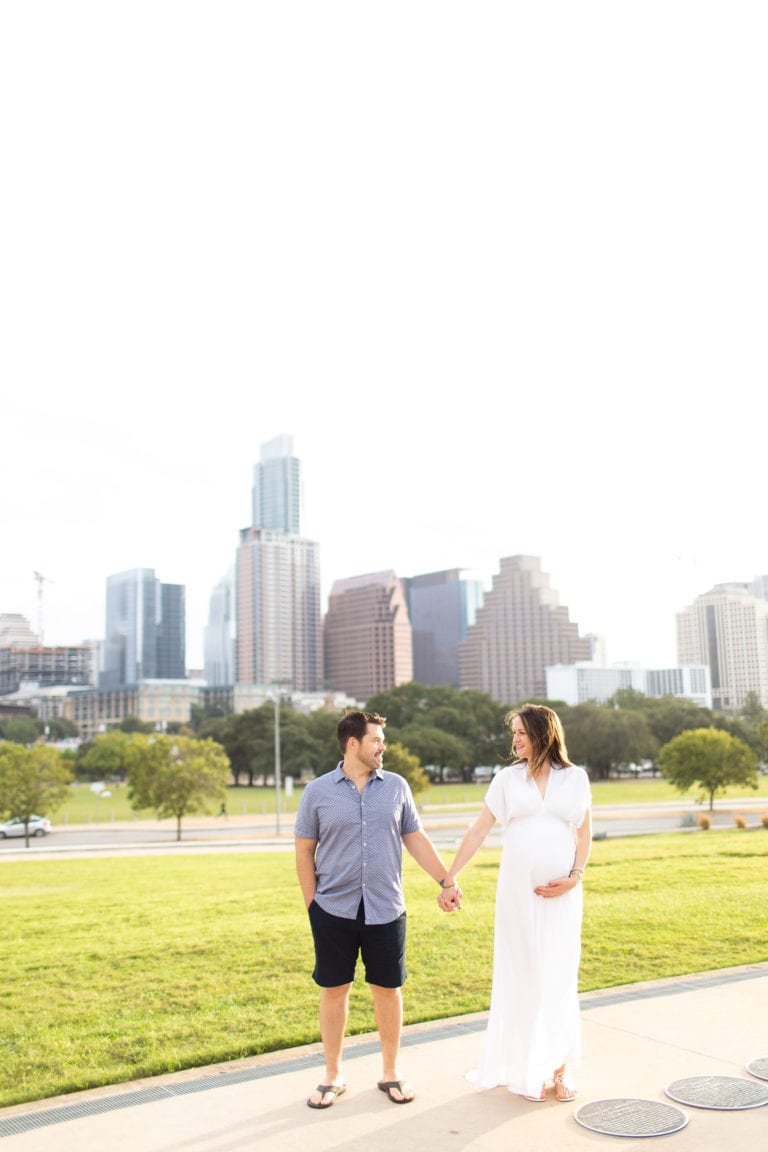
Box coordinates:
[1,796,765,859]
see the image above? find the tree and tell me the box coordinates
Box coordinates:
[216,707,274,786]
[44,717,80,741]
[75,730,134,782]
[0,716,41,746]
[126,734,231,840]
[658,728,758,810]
[0,743,72,846]
[305,709,343,777]
[613,689,712,752]
[756,719,768,766]
[378,741,429,799]
[189,701,232,732]
[118,716,155,734]
[565,704,657,779]
[366,684,507,781]
[739,691,768,730]
[270,706,320,781]
[395,724,471,783]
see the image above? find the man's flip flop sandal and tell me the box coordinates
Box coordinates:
[378,1080,415,1104]
[307,1083,347,1109]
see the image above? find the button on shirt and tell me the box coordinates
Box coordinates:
[294,763,423,924]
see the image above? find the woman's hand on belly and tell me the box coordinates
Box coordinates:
[533,873,579,899]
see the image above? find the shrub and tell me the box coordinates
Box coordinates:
[697,813,711,830]
[761,813,768,829]
[734,813,747,829]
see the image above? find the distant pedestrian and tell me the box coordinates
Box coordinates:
[295,709,462,1110]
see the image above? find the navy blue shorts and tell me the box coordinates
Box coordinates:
[308,898,407,989]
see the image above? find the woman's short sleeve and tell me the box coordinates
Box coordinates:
[484,769,510,824]
[574,766,592,828]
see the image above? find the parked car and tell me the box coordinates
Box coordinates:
[0,815,52,838]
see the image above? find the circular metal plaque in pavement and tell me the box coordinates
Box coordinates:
[746,1056,768,1082]
[665,1075,768,1110]
[575,1098,688,1138]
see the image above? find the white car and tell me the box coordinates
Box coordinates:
[0,815,52,838]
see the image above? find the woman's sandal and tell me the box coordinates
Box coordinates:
[554,1071,577,1102]
[523,1086,547,1102]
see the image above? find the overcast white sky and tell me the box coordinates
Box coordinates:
[2,3,766,671]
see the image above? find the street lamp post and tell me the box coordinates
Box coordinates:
[273,693,281,836]
[270,681,292,836]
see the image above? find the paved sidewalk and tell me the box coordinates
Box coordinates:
[1,964,766,1150]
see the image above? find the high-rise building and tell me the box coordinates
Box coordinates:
[459,555,591,705]
[751,574,768,602]
[252,433,301,534]
[157,583,185,679]
[235,436,321,691]
[0,613,40,648]
[403,569,484,687]
[676,581,768,710]
[323,571,413,702]
[101,569,186,688]
[204,569,235,687]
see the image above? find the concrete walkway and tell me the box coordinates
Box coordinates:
[2,964,766,1150]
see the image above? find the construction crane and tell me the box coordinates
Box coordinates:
[33,571,53,646]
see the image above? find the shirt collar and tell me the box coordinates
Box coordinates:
[333,761,384,782]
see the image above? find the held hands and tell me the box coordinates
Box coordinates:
[437,883,463,912]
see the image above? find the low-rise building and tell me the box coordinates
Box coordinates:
[545,662,712,709]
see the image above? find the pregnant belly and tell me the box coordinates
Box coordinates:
[503,815,575,887]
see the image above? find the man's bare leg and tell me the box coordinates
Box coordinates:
[370,984,414,1102]
[307,983,351,1107]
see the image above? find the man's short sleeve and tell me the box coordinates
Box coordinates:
[294,785,319,840]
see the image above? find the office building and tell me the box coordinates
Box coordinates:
[101,569,186,689]
[252,433,301,534]
[0,644,94,696]
[66,679,201,740]
[676,581,768,711]
[64,681,355,740]
[236,435,321,691]
[323,571,413,702]
[403,568,484,687]
[204,569,235,686]
[0,614,40,648]
[546,662,711,708]
[459,555,591,705]
[751,573,768,602]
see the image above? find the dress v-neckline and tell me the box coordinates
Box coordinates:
[528,766,551,801]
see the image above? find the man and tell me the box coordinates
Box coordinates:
[295,709,462,1110]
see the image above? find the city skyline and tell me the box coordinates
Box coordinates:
[3,7,766,672]
[4,506,764,678]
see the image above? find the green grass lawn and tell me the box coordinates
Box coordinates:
[1,828,766,1108]
[51,773,768,826]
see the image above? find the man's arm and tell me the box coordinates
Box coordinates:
[402,829,462,906]
[295,836,318,909]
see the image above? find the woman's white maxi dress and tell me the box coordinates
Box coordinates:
[467,762,592,1098]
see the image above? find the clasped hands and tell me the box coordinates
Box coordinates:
[437,883,463,913]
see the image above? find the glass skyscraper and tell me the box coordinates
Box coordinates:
[404,569,484,687]
[236,436,321,690]
[101,568,185,688]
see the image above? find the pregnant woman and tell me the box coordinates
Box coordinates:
[439,703,592,1103]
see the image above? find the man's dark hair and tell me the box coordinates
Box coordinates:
[337,709,387,753]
